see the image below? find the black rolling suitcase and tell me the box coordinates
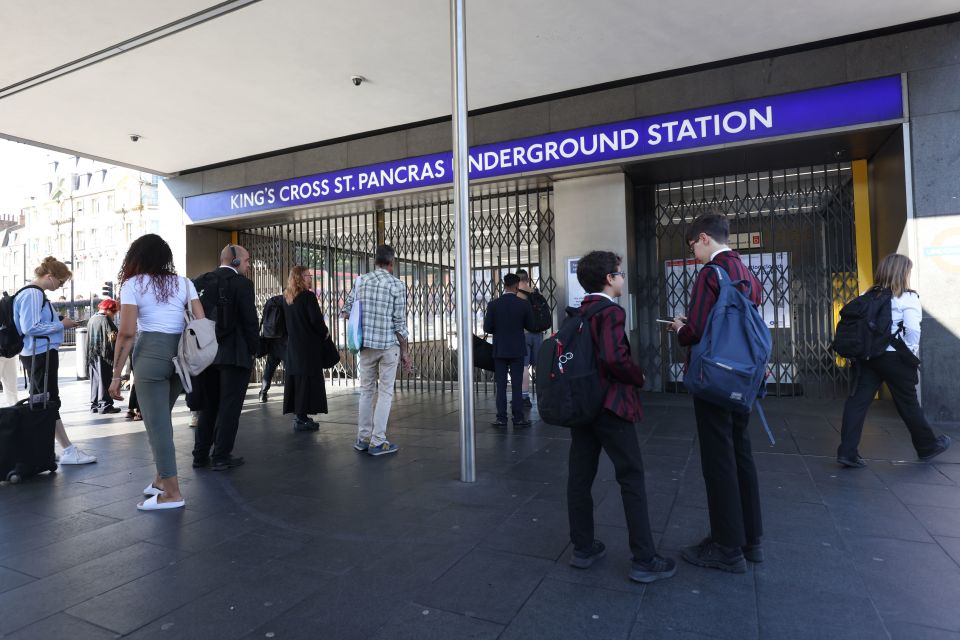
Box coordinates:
[0,337,58,483]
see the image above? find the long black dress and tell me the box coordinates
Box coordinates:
[282,290,329,417]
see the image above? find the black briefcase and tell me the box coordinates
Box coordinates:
[0,338,58,483]
[472,334,495,372]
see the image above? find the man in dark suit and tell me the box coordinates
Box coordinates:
[566,250,676,584]
[483,273,535,427]
[669,213,764,573]
[192,244,259,471]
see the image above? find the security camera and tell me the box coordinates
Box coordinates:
[129,134,141,142]
[350,75,364,87]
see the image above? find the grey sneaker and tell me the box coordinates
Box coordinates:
[629,554,677,583]
[919,435,952,462]
[367,441,399,456]
[681,538,746,574]
[353,437,370,452]
[569,540,606,569]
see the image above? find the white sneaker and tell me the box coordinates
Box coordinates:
[59,447,97,465]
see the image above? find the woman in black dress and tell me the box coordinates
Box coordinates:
[283,266,329,431]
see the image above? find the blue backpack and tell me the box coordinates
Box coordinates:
[684,265,775,443]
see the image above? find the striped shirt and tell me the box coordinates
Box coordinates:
[677,249,763,348]
[341,268,409,350]
[581,295,646,423]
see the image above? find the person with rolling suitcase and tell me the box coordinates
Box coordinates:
[0,336,60,482]
[3,257,97,465]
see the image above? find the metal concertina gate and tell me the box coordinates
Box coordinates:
[238,185,556,393]
[638,162,860,398]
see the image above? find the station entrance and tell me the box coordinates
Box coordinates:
[634,162,862,398]
[237,185,556,393]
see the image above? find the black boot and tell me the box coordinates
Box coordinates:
[258,385,269,403]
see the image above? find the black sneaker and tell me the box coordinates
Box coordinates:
[491,419,508,427]
[293,418,319,432]
[90,407,99,414]
[919,435,952,462]
[522,397,533,408]
[742,539,764,563]
[100,406,122,414]
[259,391,268,403]
[837,455,866,468]
[681,538,747,574]
[513,418,532,428]
[629,554,677,583]
[569,540,606,569]
[192,458,210,469]
[210,456,245,471]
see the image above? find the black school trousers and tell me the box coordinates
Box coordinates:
[693,396,763,549]
[838,352,939,459]
[567,410,657,562]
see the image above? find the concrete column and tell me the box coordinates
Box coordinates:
[552,172,636,337]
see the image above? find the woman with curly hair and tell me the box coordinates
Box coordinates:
[14,256,97,464]
[282,266,329,431]
[109,234,205,510]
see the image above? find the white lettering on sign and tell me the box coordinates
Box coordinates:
[647,106,773,146]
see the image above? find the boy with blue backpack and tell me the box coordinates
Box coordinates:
[669,213,765,574]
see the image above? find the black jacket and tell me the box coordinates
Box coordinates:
[483,292,535,359]
[208,267,259,370]
[283,290,329,376]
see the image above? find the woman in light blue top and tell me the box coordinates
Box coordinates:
[838,253,951,467]
[14,257,97,464]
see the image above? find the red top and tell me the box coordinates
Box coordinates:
[580,295,645,423]
[677,250,763,347]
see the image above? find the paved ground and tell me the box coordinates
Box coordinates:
[2,357,960,639]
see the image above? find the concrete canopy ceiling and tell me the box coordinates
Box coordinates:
[0,0,956,175]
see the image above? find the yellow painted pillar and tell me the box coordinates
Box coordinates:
[852,159,873,292]
[230,230,238,245]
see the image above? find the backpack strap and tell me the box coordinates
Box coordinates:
[706,264,755,299]
[579,298,616,321]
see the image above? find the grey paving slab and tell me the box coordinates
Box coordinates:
[935,536,960,568]
[0,511,120,561]
[753,540,867,597]
[822,485,934,543]
[367,602,504,640]
[634,561,758,640]
[500,578,640,640]
[885,621,960,640]
[122,563,324,640]
[756,589,887,639]
[910,506,960,538]
[889,481,960,509]
[0,541,190,635]
[0,565,35,594]
[415,547,554,625]
[849,537,960,631]
[3,612,120,640]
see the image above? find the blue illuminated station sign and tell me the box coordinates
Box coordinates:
[185,76,903,222]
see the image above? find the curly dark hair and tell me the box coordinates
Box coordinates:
[118,234,178,303]
[576,251,621,294]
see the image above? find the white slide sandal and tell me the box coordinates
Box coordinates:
[143,483,163,497]
[137,495,185,511]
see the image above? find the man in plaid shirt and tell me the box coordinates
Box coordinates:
[340,245,412,456]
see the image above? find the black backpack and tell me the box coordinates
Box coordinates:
[527,291,553,333]
[831,287,894,360]
[0,285,45,358]
[260,295,286,339]
[193,271,236,340]
[535,300,614,427]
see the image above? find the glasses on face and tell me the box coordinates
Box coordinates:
[608,271,625,279]
[688,240,698,255]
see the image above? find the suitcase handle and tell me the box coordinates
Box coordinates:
[27,335,51,410]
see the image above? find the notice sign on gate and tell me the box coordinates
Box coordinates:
[185,76,904,222]
[664,252,791,330]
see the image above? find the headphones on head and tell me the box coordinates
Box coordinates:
[227,244,241,268]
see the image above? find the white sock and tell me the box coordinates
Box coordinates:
[62,445,75,454]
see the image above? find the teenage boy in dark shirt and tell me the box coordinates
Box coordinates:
[567,250,676,584]
[669,213,764,573]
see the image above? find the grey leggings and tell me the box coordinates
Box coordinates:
[132,332,182,478]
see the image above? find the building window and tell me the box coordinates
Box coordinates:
[106,195,114,212]
[76,231,85,250]
[74,200,83,217]
[93,198,100,215]
[149,220,160,234]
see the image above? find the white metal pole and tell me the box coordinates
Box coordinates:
[450,0,475,483]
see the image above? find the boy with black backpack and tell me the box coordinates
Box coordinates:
[668,213,764,574]
[563,250,676,584]
[516,269,551,407]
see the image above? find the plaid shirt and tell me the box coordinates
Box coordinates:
[341,268,408,350]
